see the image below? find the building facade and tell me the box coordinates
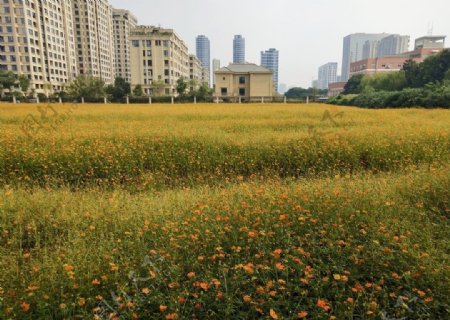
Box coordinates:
[377,35,410,57]
[261,48,279,92]
[349,36,446,77]
[233,35,245,64]
[0,0,78,94]
[112,8,137,82]
[129,25,189,96]
[72,0,115,84]
[195,35,210,85]
[341,33,391,81]
[318,62,337,90]
[214,63,273,101]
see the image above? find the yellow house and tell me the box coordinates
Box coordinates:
[214,64,273,101]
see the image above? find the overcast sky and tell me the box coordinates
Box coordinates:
[110,0,450,89]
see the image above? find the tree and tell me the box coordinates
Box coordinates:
[284,87,327,99]
[132,84,143,97]
[343,74,364,94]
[18,75,30,95]
[176,77,187,98]
[361,71,406,92]
[151,80,165,97]
[43,83,53,98]
[0,71,17,97]
[196,82,212,101]
[105,77,131,101]
[66,76,105,99]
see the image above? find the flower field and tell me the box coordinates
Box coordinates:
[0,103,449,319]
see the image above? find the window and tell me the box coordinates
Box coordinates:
[221,88,227,96]
[239,88,245,96]
[131,40,139,47]
[239,76,245,84]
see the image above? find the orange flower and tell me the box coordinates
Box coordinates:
[270,308,279,319]
[199,282,209,291]
[316,299,331,312]
[78,298,86,306]
[21,302,30,312]
[298,311,308,318]
[275,262,285,271]
[159,305,168,312]
[347,297,354,303]
[142,288,150,295]
[187,272,195,278]
[243,263,254,274]
[243,295,252,303]
[166,314,178,320]
[91,278,101,286]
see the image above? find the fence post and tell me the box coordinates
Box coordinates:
[194,96,197,104]
[261,97,264,104]
[36,96,40,104]
[215,96,219,104]
[81,97,85,104]
[13,96,16,104]
[126,96,129,104]
[171,96,174,104]
[306,96,309,104]
[149,97,152,104]
[59,97,62,104]
[284,96,287,104]
[239,96,241,104]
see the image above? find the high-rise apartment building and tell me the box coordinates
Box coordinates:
[341,33,391,81]
[129,25,189,96]
[261,48,279,92]
[72,0,115,84]
[0,0,77,93]
[233,35,245,64]
[195,35,210,85]
[318,62,338,90]
[362,40,380,60]
[112,8,137,82]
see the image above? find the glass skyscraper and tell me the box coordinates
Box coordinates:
[261,48,279,92]
[233,35,245,64]
[195,35,211,85]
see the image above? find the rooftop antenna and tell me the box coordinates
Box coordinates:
[427,22,434,36]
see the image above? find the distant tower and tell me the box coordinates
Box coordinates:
[212,59,221,86]
[196,35,211,85]
[233,35,245,63]
[261,48,279,92]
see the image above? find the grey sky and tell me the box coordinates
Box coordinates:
[110,0,450,88]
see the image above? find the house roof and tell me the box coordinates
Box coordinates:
[217,63,272,74]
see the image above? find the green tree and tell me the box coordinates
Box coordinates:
[361,71,406,92]
[18,75,30,95]
[105,77,131,101]
[176,77,188,98]
[132,84,143,97]
[0,71,17,97]
[196,82,212,101]
[285,87,327,99]
[343,74,364,94]
[151,80,165,97]
[67,76,105,99]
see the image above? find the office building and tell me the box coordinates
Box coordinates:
[0,0,77,94]
[214,63,273,101]
[129,25,189,96]
[112,9,138,82]
[195,35,210,85]
[233,35,245,64]
[341,33,391,81]
[261,48,279,92]
[318,62,337,90]
[377,35,410,57]
[350,36,446,77]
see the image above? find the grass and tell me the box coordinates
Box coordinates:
[0,103,449,319]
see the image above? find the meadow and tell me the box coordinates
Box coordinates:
[0,103,449,319]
